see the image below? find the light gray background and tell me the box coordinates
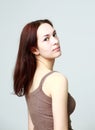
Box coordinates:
[0,0,95,130]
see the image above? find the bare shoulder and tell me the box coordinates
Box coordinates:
[48,71,68,86]
[51,71,68,80]
[45,71,68,95]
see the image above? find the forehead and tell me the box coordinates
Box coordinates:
[37,23,54,37]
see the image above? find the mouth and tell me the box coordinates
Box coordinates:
[53,46,60,51]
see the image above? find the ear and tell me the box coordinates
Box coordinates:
[31,47,40,55]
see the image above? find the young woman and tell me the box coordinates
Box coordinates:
[13,19,76,130]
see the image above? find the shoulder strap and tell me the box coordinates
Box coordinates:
[39,71,56,88]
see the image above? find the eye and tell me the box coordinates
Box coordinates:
[53,31,57,37]
[44,37,49,41]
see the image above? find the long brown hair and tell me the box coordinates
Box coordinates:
[13,19,53,96]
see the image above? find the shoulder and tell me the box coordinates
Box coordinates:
[45,71,68,96]
[50,71,68,80]
[48,71,68,86]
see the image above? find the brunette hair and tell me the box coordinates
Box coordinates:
[13,19,53,96]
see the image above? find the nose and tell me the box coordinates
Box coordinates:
[51,36,59,45]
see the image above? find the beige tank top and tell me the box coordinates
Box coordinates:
[26,71,76,130]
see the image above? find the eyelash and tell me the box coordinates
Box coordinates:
[44,32,57,41]
[53,32,57,37]
[44,37,49,41]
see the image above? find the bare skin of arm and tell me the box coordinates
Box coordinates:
[46,72,69,130]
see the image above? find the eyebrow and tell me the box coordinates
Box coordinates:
[43,30,56,37]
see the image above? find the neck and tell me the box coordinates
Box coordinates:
[36,57,55,71]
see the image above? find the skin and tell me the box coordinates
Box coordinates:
[28,23,68,130]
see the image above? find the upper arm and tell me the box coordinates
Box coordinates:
[50,73,68,130]
[28,110,34,130]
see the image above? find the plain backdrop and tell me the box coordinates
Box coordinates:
[0,0,95,130]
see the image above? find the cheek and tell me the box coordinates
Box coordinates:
[39,44,52,52]
[38,45,52,57]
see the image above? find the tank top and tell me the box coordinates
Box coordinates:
[26,71,76,130]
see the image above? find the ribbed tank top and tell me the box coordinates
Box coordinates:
[26,71,76,130]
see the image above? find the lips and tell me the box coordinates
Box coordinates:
[53,46,60,51]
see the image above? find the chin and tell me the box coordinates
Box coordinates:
[57,51,62,56]
[55,53,62,58]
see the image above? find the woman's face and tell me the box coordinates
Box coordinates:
[37,23,61,60]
